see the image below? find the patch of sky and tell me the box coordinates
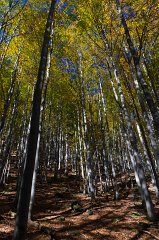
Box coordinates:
[22,0,28,5]
[99,63,106,68]
[71,75,76,80]
[9,0,27,8]
[58,21,67,25]
[87,85,100,96]
[57,56,78,79]
[66,5,73,15]
[0,30,4,42]
[58,1,68,13]
[122,5,136,20]
[0,30,11,43]
[27,1,50,13]
[58,0,77,22]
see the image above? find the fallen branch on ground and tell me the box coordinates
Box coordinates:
[142,230,159,240]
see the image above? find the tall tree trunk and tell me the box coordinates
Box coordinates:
[108,59,156,220]
[0,50,20,132]
[116,0,159,138]
[13,1,57,239]
[0,86,19,185]
[28,37,53,219]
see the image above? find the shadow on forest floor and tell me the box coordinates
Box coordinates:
[0,171,159,239]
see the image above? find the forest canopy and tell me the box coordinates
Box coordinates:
[0,0,159,239]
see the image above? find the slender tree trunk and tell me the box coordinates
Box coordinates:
[13,1,57,239]
[116,0,159,137]
[0,50,20,132]
[107,58,156,220]
[124,74,159,199]
[0,87,19,185]
[78,52,95,199]
[28,37,53,219]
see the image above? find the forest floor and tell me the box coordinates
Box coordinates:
[0,171,159,240]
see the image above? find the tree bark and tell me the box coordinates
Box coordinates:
[13,1,57,239]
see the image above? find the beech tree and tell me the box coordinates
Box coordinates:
[13,1,57,239]
[0,1,159,237]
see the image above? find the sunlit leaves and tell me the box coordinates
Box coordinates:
[1,0,159,146]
